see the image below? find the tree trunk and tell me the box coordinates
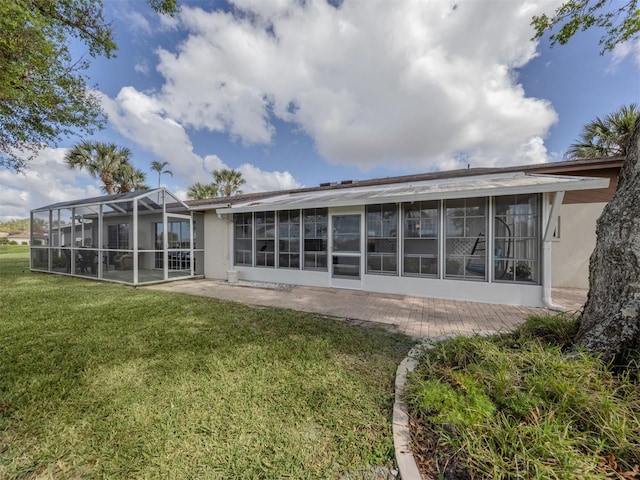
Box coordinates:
[576,117,640,362]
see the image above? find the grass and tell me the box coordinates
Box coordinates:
[0,247,414,479]
[406,315,640,479]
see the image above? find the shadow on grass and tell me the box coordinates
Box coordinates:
[1,254,414,479]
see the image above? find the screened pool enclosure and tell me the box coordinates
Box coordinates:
[30,189,204,285]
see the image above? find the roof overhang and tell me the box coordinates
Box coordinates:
[31,188,189,214]
[216,172,610,214]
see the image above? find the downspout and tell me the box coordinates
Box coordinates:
[542,191,566,312]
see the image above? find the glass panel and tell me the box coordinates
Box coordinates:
[31,211,50,246]
[46,209,58,249]
[383,255,398,273]
[445,197,486,280]
[367,255,381,271]
[420,257,437,275]
[404,256,419,274]
[366,204,398,275]
[154,223,164,268]
[59,209,73,248]
[494,194,540,284]
[77,217,95,247]
[332,255,360,278]
[403,201,439,277]
[278,210,300,269]
[75,248,100,278]
[255,211,275,268]
[303,208,327,271]
[332,215,360,253]
[51,247,70,273]
[255,211,275,239]
[256,240,275,267]
[234,213,253,266]
[31,248,49,270]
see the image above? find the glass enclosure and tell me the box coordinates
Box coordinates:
[30,189,201,285]
[231,196,541,286]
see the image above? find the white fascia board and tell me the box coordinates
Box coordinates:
[215,173,610,214]
[188,201,231,212]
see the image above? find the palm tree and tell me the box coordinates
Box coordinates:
[567,103,639,159]
[187,182,219,200]
[65,141,133,195]
[150,160,173,188]
[115,163,148,193]
[213,168,245,196]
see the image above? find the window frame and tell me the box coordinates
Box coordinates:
[302,208,328,271]
[366,203,398,275]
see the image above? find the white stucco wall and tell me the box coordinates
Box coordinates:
[551,202,606,289]
[203,211,231,279]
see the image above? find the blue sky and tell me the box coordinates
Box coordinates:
[1,0,639,221]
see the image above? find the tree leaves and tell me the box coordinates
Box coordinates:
[566,103,639,159]
[0,0,178,172]
[532,0,640,54]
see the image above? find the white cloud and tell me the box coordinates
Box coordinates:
[609,38,640,71]
[135,0,560,170]
[121,8,153,35]
[100,87,210,186]
[99,88,303,195]
[134,60,150,75]
[3,0,566,222]
[0,148,100,221]
[238,163,302,193]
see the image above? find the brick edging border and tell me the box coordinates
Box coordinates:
[393,332,498,479]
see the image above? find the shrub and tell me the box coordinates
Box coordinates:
[407,315,640,479]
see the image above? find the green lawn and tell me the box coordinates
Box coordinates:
[0,248,414,479]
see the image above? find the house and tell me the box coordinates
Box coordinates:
[30,157,621,307]
[0,231,31,245]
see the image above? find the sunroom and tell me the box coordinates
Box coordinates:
[209,171,609,307]
[30,188,204,285]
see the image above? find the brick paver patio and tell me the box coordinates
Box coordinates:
[146,279,587,339]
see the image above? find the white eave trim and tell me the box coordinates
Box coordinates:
[214,173,610,214]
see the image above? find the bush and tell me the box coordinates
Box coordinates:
[407,315,640,479]
[512,313,580,349]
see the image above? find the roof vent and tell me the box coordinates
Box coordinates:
[340,180,353,185]
[319,182,331,187]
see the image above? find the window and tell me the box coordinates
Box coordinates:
[108,224,129,250]
[303,208,328,270]
[445,198,486,280]
[403,201,439,277]
[278,210,300,269]
[255,211,275,267]
[234,213,253,266]
[367,204,398,275]
[494,194,540,283]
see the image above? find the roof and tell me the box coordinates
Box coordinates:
[31,188,189,214]
[215,172,610,214]
[188,157,620,212]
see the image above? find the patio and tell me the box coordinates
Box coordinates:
[30,188,204,285]
[145,279,587,339]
